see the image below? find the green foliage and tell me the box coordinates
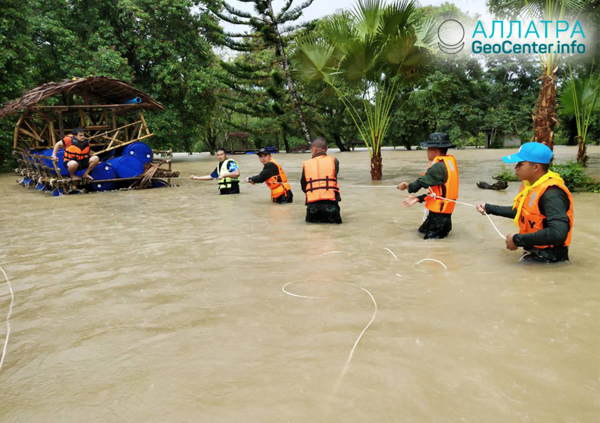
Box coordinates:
[0,0,218,165]
[493,165,520,182]
[293,0,437,168]
[551,161,600,192]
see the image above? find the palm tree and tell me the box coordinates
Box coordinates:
[487,0,585,150]
[559,64,600,166]
[292,0,437,180]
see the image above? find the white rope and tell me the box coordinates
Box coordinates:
[383,248,399,261]
[350,185,397,188]
[427,194,506,240]
[0,265,15,373]
[415,258,448,269]
[281,280,377,393]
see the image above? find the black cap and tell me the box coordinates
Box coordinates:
[420,132,455,148]
[257,148,271,156]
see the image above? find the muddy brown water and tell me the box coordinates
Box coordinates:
[0,146,599,423]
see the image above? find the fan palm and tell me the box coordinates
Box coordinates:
[293,0,437,180]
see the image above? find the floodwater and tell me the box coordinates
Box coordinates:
[0,146,599,423]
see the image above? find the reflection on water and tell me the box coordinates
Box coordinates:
[0,146,598,422]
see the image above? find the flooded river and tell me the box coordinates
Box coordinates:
[0,146,599,422]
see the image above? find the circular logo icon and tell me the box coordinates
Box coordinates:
[438,19,465,54]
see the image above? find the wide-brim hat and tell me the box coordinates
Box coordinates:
[420,132,455,148]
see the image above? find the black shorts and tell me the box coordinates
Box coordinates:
[65,158,90,170]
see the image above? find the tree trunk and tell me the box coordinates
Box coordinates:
[576,136,588,167]
[567,117,578,146]
[206,127,217,155]
[533,65,558,150]
[370,148,383,180]
[282,131,290,153]
[333,132,349,152]
[267,2,312,145]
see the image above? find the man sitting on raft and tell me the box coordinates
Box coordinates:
[51,128,100,180]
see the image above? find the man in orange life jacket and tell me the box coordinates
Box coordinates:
[397,132,459,239]
[51,128,99,180]
[301,137,342,224]
[245,148,293,204]
[476,142,573,263]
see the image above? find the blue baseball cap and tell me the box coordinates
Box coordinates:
[502,142,553,164]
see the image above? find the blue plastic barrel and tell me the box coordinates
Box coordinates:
[106,156,144,178]
[122,142,153,164]
[89,163,117,191]
[40,149,54,170]
[151,179,169,188]
[124,97,142,104]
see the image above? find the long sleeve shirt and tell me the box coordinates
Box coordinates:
[248,162,279,183]
[408,162,448,203]
[485,186,571,248]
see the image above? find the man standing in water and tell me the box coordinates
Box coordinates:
[190,147,241,195]
[301,137,342,224]
[51,128,100,181]
[244,148,293,203]
[476,142,573,262]
[397,132,459,239]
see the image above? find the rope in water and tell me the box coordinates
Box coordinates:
[0,265,14,373]
[426,194,506,240]
[415,258,448,269]
[345,185,507,240]
[281,280,377,393]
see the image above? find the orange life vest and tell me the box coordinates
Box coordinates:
[424,155,459,214]
[264,158,291,201]
[303,155,339,203]
[63,136,90,162]
[514,178,574,248]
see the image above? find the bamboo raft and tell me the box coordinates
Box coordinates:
[0,77,179,195]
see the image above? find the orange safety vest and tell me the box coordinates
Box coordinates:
[63,136,90,161]
[424,155,459,214]
[303,155,339,203]
[514,178,574,248]
[264,158,291,201]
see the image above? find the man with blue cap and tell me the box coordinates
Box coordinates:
[476,142,574,262]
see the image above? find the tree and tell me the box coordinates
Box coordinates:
[210,0,315,144]
[487,0,586,150]
[559,63,600,165]
[293,0,437,180]
[0,0,38,169]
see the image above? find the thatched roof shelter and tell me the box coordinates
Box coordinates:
[0,76,164,118]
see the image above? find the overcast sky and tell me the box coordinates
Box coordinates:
[220,0,492,32]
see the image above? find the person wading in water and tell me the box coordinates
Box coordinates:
[476,142,574,263]
[301,137,342,224]
[397,132,459,239]
[245,148,293,204]
[190,147,241,195]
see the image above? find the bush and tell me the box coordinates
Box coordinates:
[492,165,519,182]
[551,162,600,193]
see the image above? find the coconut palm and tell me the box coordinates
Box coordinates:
[559,64,600,166]
[487,0,586,150]
[292,0,437,180]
